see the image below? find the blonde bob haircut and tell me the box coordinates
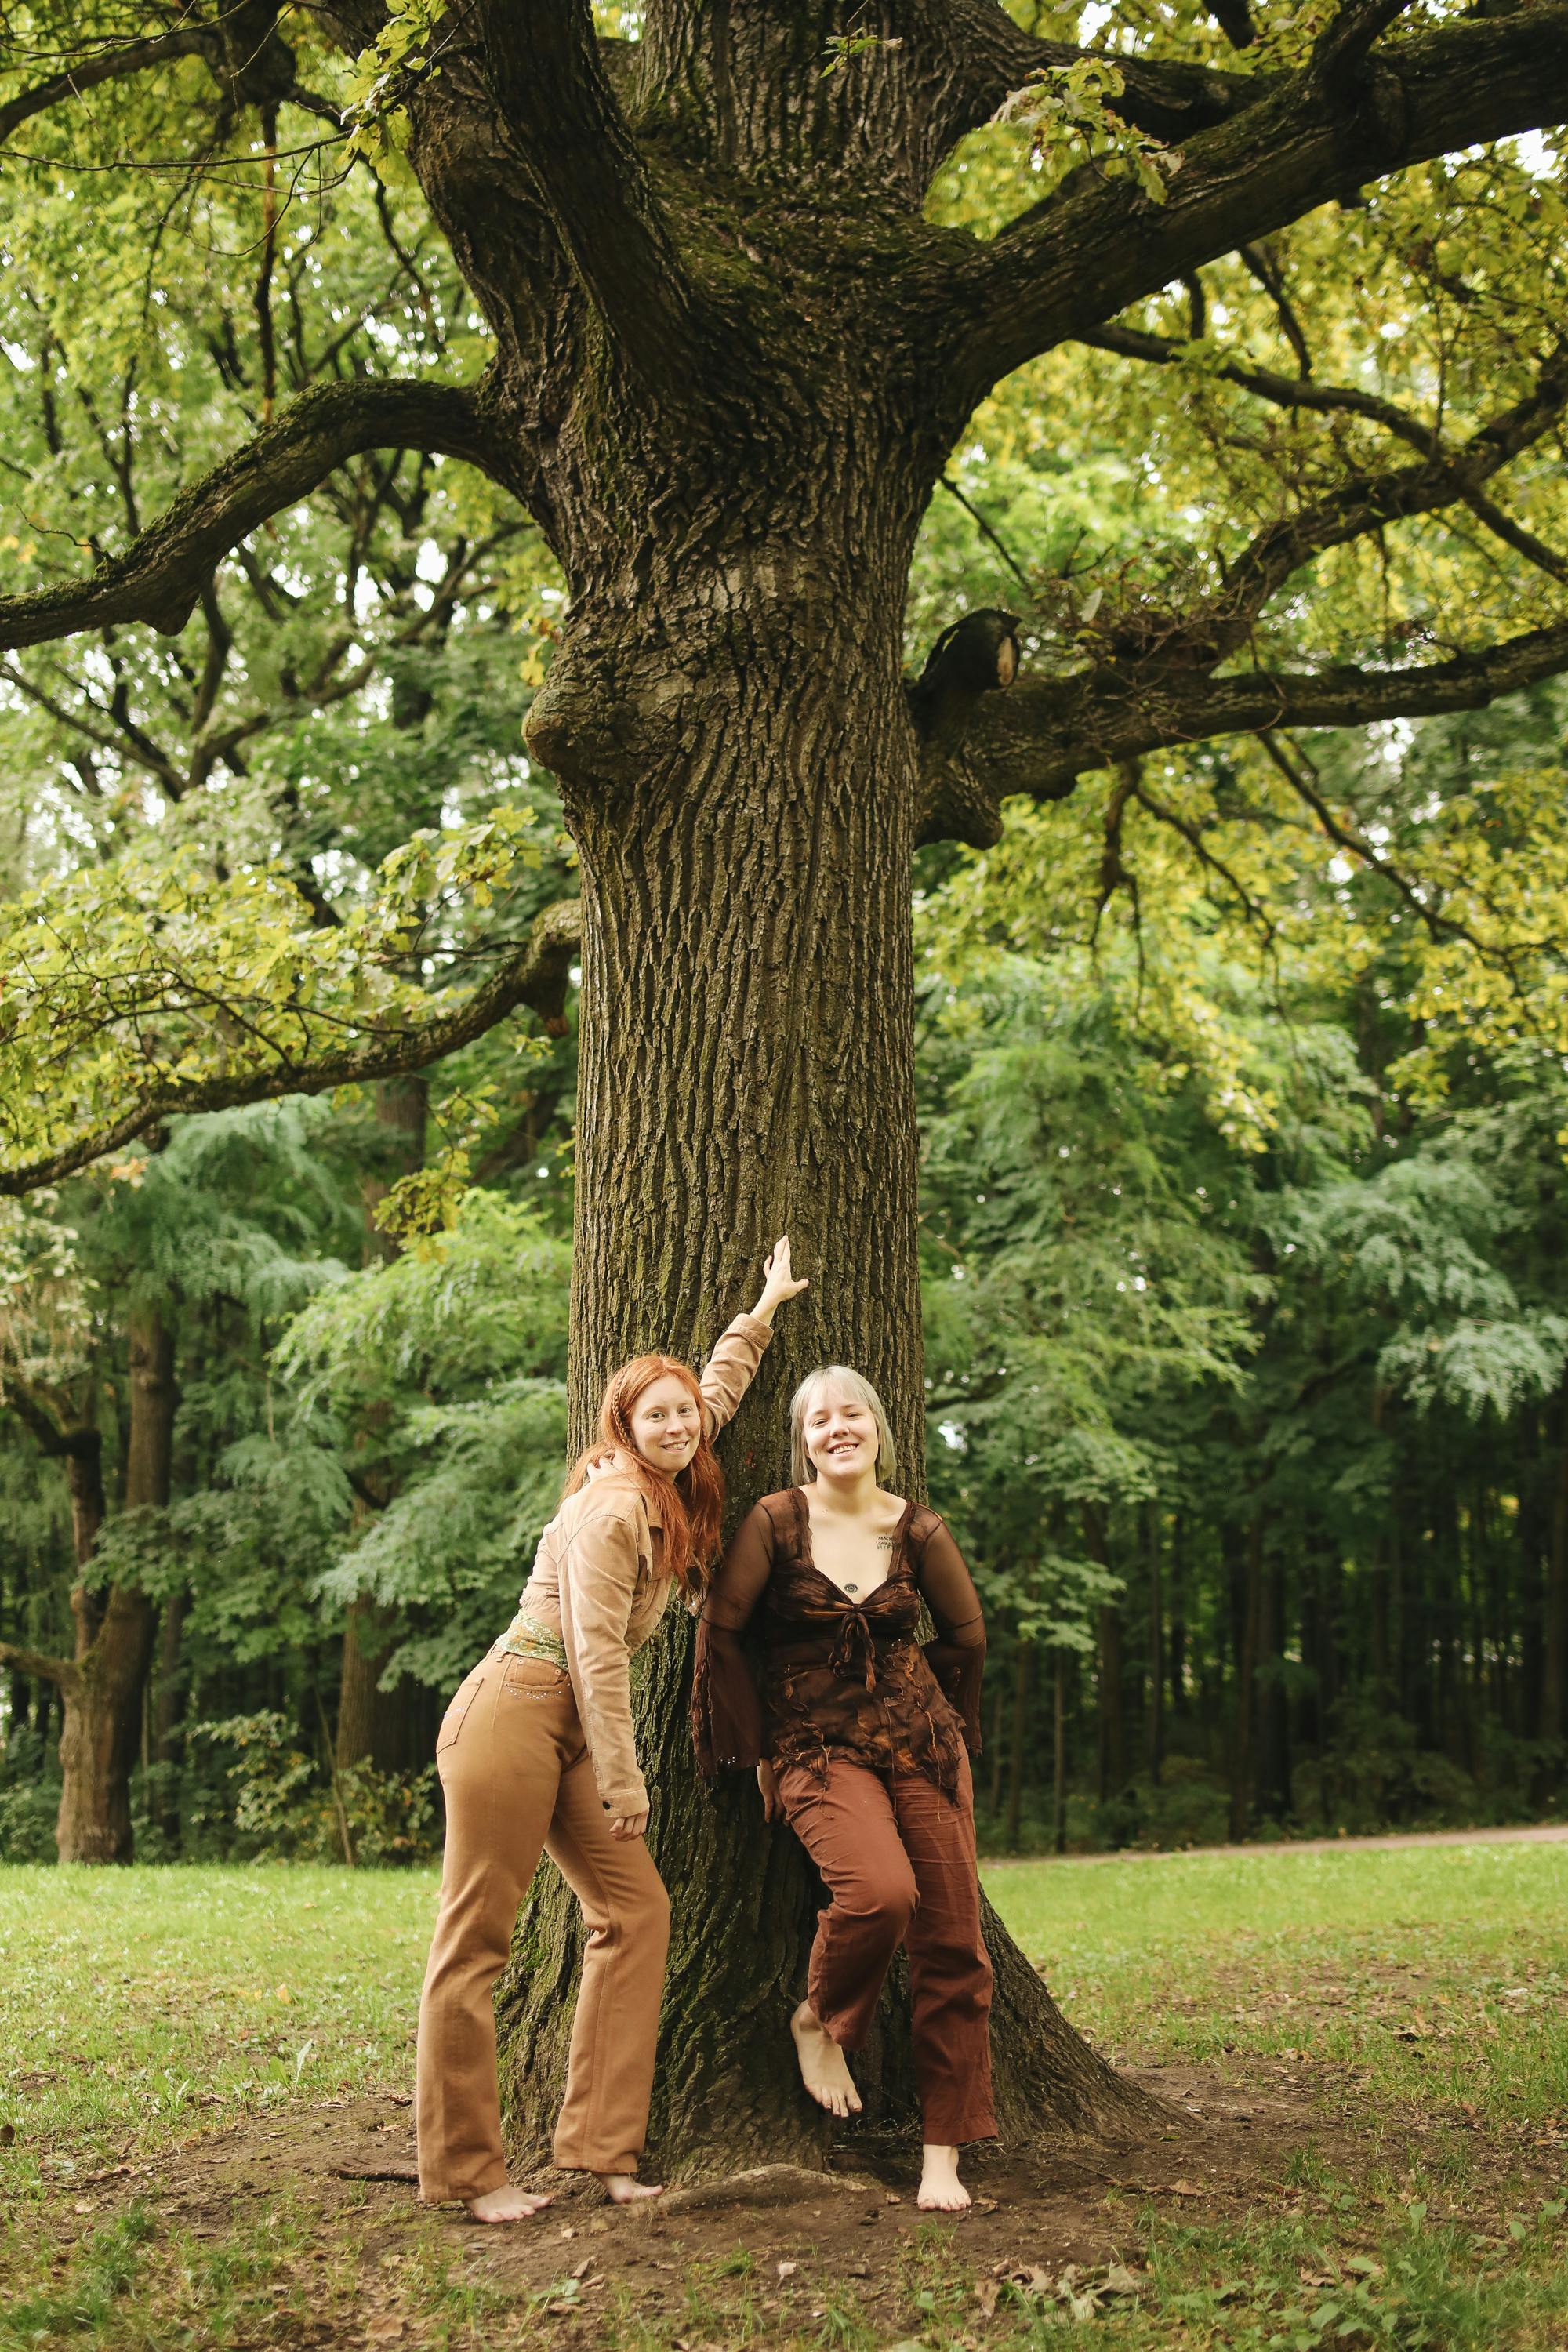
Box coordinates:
[789,1366,897,1488]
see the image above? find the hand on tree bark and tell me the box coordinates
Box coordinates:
[751,1236,811,1327]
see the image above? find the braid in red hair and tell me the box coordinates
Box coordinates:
[563,1354,725,1595]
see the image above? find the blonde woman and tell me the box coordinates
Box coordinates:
[692,1366,992,2212]
[417,1241,808,2223]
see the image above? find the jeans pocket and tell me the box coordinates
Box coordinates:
[500,1657,570,1700]
[436,1668,485,1754]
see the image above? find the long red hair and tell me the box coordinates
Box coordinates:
[563,1355,724,1595]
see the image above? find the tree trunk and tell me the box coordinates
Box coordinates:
[985,1668,1007,1820]
[153,1592,186,1849]
[53,1303,174,1863]
[1082,1509,1122,1803]
[1005,1638,1033,1853]
[1541,1391,1568,1744]
[493,568,1160,2165]
[1146,1501,1164,1788]
[1229,1517,1263,1842]
[336,1597,401,1773]
[1256,1552,1290,1823]
[1168,1511,1188,1720]
[1053,1649,1068,1857]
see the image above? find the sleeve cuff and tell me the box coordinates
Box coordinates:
[597,1778,650,1817]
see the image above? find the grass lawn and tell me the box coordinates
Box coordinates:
[2,1842,1566,2347]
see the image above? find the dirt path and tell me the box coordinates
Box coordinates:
[984,1819,1568,1869]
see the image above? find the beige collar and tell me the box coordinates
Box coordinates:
[600,1447,663,1530]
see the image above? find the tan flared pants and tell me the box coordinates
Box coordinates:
[416,1649,670,2201]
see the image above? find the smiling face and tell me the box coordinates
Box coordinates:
[801,1384,880,1484]
[626,1370,703,1474]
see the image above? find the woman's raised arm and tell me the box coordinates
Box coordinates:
[697,1236,809,1435]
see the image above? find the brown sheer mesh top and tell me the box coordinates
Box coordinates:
[691,1486,985,1799]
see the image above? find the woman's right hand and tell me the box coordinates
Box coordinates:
[609,1807,649,1842]
[757,1761,782,1823]
[752,1235,810,1327]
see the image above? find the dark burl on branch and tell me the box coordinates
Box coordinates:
[910,608,1022,851]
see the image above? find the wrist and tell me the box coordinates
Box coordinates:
[750,1293,779,1327]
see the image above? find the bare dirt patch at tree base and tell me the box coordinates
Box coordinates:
[40,2058,1564,2346]
[25,2065,1308,2339]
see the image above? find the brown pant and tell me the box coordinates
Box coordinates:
[416,1650,670,2201]
[778,1753,995,2146]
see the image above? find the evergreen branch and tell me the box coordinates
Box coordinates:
[0,899,582,1200]
[0,380,494,651]
[952,5,1568,395]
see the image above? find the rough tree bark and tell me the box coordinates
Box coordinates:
[0,1303,176,1860]
[55,1302,178,1863]
[8,0,1568,2143]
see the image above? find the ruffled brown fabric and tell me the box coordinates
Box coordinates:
[691,1487,985,1800]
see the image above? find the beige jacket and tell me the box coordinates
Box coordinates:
[505,1314,773,1816]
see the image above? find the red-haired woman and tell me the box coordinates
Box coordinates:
[416,1241,808,2223]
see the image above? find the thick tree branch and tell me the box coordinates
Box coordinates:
[0,10,341,146]
[929,0,1273,157]
[908,609,1025,848]
[474,0,698,386]
[0,1637,76,1690]
[0,899,582,1199]
[948,622,1568,820]
[1208,1,1258,51]
[1310,0,1417,89]
[0,380,494,651]
[951,5,1568,397]
[0,28,210,145]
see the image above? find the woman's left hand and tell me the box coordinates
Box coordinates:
[752,1234,810,1326]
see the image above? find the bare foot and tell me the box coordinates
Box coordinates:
[916,2144,970,2212]
[789,1999,862,2120]
[597,2173,663,2205]
[466,2183,554,2223]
